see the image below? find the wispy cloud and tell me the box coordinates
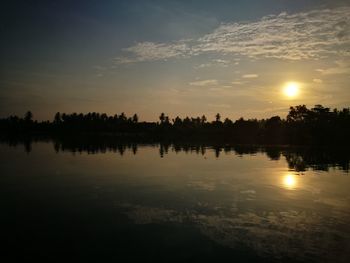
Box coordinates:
[116,6,350,63]
[313,78,323,83]
[231,81,245,85]
[242,74,259,79]
[194,59,230,69]
[115,41,191,63]
[189,79,219,86]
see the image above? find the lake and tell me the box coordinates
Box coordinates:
[1,141,350,262]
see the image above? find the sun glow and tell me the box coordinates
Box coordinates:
[282,173,297,190]
[283,82,300,98]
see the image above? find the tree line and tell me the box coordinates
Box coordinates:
[1,104,350,145]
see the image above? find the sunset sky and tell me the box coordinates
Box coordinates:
[1,0,349,121]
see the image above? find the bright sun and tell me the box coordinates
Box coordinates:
[282,173,297,190]
[283,82,299,98]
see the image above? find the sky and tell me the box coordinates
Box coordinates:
[1,0,350,121]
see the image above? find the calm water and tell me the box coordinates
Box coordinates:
[1,141,350,262]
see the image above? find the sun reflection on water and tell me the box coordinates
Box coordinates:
[282,173,298,190]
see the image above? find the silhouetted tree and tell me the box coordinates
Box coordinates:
[24,111,33,122]
[159,113,165,124]
[215,113,221,122]
[1,104,349,146]
[173,116,182,126]
[224,118,233,127]
[164,116,170,124]
[54,112,61,124]
[201,115,207,124]
[132,114,138,123]
[287,105,309,123]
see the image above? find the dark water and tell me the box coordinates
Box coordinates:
[1,141,350,262]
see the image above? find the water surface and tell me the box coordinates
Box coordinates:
[1,142,350,262]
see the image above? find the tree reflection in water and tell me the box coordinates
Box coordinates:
[1,135,349,172]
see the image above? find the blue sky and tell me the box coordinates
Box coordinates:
[1,0,349,120]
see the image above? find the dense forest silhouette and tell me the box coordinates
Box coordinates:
[1,104,350,145]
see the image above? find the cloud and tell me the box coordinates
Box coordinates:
[117,6,350,63]
[194,59,229,69]
[313,78,323,83]
[115,41,191,63]
[189,79,219,86]
[195,63,212,69]
[242,74,259,78]
[316,60,350,75]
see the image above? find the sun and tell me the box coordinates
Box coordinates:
[282,173,297,190]
[283,82,300,98]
